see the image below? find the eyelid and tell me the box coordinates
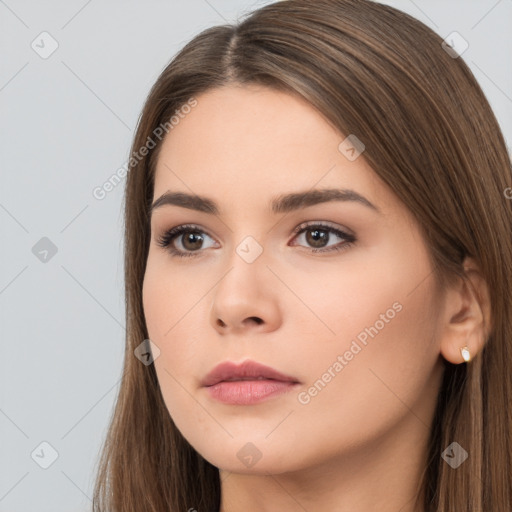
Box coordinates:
[155,223,216,248]
[288,220,356,253]
[290,219,354,237]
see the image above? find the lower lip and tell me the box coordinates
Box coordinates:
[204,380,299,405]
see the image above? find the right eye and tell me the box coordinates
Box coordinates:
[155,224,218,258]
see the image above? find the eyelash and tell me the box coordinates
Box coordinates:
[155,222,356,259]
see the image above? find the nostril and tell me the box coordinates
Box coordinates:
[216,317,263,328]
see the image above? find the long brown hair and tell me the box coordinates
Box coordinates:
[92,1,512,510]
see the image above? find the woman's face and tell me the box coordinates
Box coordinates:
[142,84,446,475]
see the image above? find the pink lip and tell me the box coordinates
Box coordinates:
[201,360,300,405]
[201,360,299,387]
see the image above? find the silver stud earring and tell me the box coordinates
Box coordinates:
[460,346,471,362]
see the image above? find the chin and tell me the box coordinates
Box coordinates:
[194,440,308,476]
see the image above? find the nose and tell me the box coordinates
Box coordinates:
[209,244,281,336]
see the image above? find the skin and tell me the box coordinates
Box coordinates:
[142,84,491,512]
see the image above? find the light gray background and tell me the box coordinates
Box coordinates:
[1,1,511,510]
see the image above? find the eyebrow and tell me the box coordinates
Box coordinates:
[150,188,380,217]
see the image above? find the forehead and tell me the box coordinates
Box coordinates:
[152,84,399,220]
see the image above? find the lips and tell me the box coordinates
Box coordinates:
[200,360,300,387]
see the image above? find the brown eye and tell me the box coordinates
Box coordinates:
[304,227,330,248]
[180,231,205,251]
[156,224,217,258]
[291,222,356,254]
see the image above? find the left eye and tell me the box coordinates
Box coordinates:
[290,222,356,254]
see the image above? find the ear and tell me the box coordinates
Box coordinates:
[439,256,492,364]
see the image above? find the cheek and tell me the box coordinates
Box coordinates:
[142,256,163,335]
[142,271,195,438]
[281,294,439,471]
[142,258,205,404]
[291,253,440,429]
[288,237,437,379]
[142,256,194,340]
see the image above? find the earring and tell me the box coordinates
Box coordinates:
[460,346,471,362]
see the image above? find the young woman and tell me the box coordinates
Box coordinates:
[92,1,512,510]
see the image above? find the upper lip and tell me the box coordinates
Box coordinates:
[201,360,300,387]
